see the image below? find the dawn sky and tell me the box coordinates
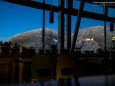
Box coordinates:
[0,0,114,41]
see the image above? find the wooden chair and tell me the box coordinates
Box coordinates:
[31,54,56,82]
[0,58,15,84]
[56,55,76,80]
[87,58,102,75]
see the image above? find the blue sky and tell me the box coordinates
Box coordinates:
[0,0,114,41]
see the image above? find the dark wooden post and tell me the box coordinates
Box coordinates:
[58,0,64,54]
[70,0,85,53]
[66,0,73,53]
[42,0,45,53]
[103,4,108,51]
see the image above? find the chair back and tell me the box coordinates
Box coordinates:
[31,55,56,81]
[56,55,76,80]
[0,58,15,84]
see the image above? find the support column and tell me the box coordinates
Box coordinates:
[58,0,64,54]
[66,0,73,53]
[104,4,108,51]
[42,0,45,53]
[70,0,85,53]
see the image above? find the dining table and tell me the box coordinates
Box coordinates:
[2,74,115,86]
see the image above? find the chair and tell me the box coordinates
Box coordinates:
[87,58,102,75]
[31,54,56,82]
[56,55,76,80]
[99,51,110,58]
[0,58,15,84]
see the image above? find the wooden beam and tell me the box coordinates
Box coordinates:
[42,0,45,53]
[79,0,115,9]
[66,0,73,53]
[104,6,108,51]
[70,0,85,53]
[3,0,115,22]
[58,0,64,54]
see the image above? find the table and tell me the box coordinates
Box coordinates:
[3,74,115,86]
[18,57,114,83]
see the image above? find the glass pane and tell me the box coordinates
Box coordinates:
[84,2,103,14]
[0,1,42,42]
[33,0,58,6]
[73,0,80,9]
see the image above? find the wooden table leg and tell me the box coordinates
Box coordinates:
[19,62,23,83]
[12,61,15,83]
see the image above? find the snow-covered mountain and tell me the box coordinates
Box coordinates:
[9,26,115,52]
[9,28,58,51]
[77,26,115,52]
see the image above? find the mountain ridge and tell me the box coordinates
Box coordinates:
[9,26,115,52]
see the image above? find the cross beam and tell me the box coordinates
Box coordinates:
[78,0,115,9]
[3,0,115,22]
